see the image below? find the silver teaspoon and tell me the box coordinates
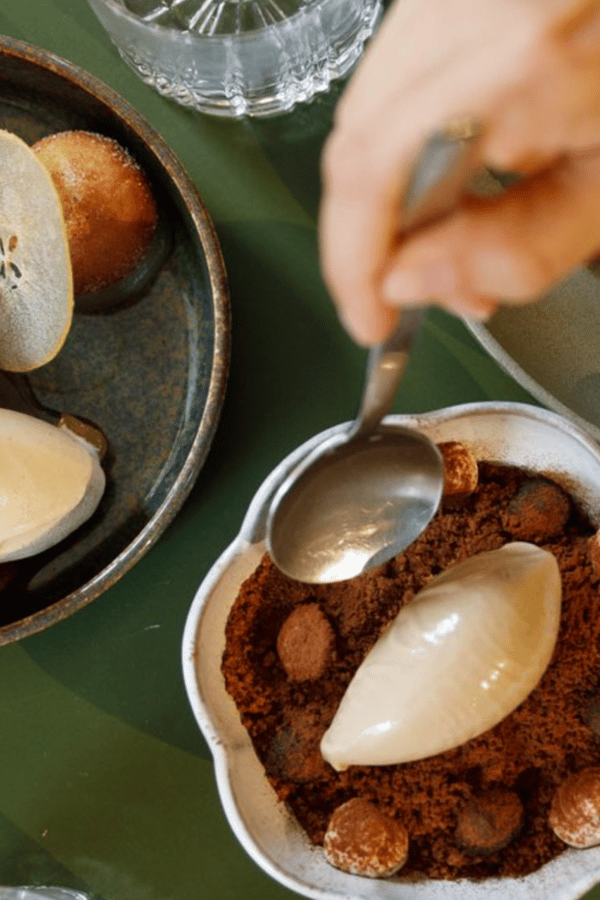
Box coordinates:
[266,119,479,583]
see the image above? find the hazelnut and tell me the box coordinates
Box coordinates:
[323,797,408,877]
[276,603,335,681]
[438,441,479,497]
[549,767,600,848]
[501,477,571,542]
[456,789,524,856]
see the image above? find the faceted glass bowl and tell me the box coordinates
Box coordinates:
[87,0,383,117]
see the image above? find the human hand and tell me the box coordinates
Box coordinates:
[319,0,600,345]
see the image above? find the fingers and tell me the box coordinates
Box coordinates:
[319,0,600,345]
[319,0,567,344]
[381,150,600,314]
[482,9,600,170]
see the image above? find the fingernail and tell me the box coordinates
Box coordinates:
[382,260,456,303]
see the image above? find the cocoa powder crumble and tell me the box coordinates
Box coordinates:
[221,461,600,881]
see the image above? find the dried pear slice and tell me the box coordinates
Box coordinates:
[0,129,73,372]
[0,408,105,562]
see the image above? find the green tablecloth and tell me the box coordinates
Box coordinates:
[0,3,593,898]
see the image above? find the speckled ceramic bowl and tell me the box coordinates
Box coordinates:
[183,401,600,900]
[0,36,230,643]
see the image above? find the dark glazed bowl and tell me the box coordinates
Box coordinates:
[0,35,230,644]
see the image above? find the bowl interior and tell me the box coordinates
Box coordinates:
[183,402,600,900]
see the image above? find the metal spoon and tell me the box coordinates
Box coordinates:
[266,119,479,584]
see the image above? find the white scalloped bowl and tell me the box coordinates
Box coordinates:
[182,401,600,900]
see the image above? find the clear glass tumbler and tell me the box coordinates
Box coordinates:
[86,0,383,118]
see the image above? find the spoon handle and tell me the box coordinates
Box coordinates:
[402,117,480,231]
[351,306,427,438]
[351,118,481,439]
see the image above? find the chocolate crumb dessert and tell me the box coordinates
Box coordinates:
[222,453,600,881]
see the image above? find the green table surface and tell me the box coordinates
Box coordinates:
[0,3,596,898]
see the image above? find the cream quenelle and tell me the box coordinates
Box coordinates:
[320,542,561,770]
[0,408,105,562]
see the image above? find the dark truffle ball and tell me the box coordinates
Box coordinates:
[324,797,409,877]
[456,789,524,856]
[276,603,335,681]
[501,477,571,541]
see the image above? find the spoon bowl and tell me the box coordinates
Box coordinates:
[266,305,445,583]
[267,421,443,582]
[267,307,445,583]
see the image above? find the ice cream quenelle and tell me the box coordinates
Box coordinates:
[0,408,105,562]
[321,543,562,770]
